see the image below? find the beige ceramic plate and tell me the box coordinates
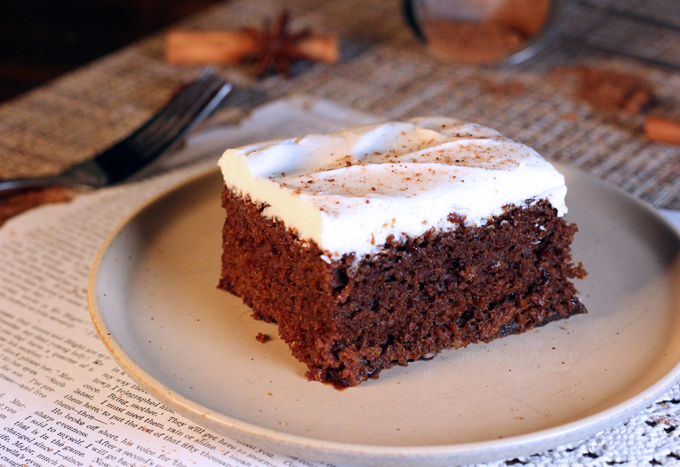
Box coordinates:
[89,165,680,467]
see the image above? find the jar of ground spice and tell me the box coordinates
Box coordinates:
[403,0,560,65]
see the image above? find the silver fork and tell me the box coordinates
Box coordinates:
[0,68,232,195]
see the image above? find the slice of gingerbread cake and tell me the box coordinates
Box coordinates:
[217,117,586,387]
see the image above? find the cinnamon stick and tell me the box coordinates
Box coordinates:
[165,31,257,64]
[165,30,338,65]
[644,115,680,146]
[291,34,339,64]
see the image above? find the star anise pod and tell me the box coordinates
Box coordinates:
[242,11,312,78]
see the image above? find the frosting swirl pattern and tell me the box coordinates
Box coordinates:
[218,117,567,258]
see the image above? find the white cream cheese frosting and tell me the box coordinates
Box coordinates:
[218,117,567,258]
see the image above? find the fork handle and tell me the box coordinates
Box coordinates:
[0,176,81,197]
[0,163,104,196]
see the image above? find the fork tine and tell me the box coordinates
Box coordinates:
[132,78,228,157]
[94,70,231,184]
[130,75,225,154]
[129,76,222,148]
[0,69,231,195]
[117,69,217,149]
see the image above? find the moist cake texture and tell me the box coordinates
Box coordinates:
[218,118,587,387]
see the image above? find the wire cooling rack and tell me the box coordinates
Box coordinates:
[562,0,680,71]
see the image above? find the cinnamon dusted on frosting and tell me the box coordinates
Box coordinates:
[218,117,567,258]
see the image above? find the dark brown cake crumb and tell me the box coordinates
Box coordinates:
[256,332,271,343]
[447,212,467,224]
[219,188,587,387]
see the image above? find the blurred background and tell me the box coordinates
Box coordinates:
[0,0,678,207]
[0,0,221,103]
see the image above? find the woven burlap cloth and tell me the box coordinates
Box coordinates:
[1,0,679,464]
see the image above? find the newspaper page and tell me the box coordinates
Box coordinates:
[0,97,378,467]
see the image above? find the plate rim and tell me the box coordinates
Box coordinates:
[88,164,680,466]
